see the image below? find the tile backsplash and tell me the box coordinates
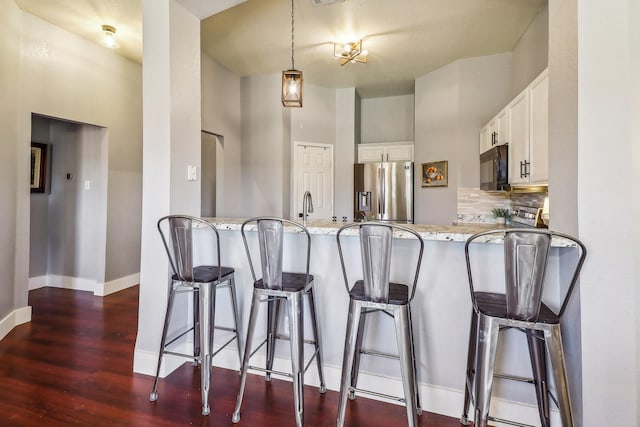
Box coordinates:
[456,187,547,224]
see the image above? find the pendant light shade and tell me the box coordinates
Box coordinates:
[282,0,303,107]
[282,69,303,107]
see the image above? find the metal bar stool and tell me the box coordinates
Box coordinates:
[232,217,326,427]
[150,215,242,415]
[335,222,425,427]
[460,229,586,427]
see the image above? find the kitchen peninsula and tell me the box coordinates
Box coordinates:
[199,217,576,425]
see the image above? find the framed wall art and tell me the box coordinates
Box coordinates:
[31,142,48,193]
[421,160,448,187]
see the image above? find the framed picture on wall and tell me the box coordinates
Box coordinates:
[421,160,448,187]
[31,142,48,193]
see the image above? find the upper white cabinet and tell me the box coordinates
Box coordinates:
[358,142,414,162]
[479,68,549,185]
[479,108,508,154]
[509,68,548,184]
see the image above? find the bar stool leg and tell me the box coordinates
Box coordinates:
[527,330,550,427]
[348,309,366,400]
[473,313,499,427]
[407,306,422,415]
[199,283,215,415]
[150,283,177,402]
[228,277,243,369]
[288,292,305,427]
[307,288,326,393]
[232,291,261,424]
[193,288,201,366]
[461,310,478,425]
[394,305,418,427]
[265,297,281,381]
[545,325,574,427]
[337,299,363,427]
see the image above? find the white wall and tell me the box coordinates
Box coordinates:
[201,54,242,217]
[414,53,512,225]
[577,0,639,425]
[360,95,414,143]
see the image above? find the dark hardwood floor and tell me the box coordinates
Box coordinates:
[0,286,464,426]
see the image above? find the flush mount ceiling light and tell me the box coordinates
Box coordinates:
[101,24,120,49]
[311,0,346,5]
[282,0,303,107]
[334,40,368,66]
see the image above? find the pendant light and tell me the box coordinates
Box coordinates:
[282,0,303,107]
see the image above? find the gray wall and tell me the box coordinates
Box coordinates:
[548,0,581,420]
[29,117,108,284]
[0,0,21,317]
[511,4,549,98]
[335,88,357,220]
[0,2,143,323]
[238,75,339,219]
[414,53,512,225]
[201,54,243,217]
[240,73,287,216]
[360,95,415,143]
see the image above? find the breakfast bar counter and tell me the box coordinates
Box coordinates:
[199,217,573,424]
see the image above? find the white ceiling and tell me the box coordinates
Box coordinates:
[14,0,546,98]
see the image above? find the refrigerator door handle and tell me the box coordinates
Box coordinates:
[380,165,386,217]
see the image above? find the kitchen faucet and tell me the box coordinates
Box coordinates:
[302,191,314,223]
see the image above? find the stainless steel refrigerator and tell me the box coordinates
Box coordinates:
[354,161,414,223]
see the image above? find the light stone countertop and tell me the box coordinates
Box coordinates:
[201,217,577,247]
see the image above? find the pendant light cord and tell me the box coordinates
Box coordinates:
[290,0,295,70]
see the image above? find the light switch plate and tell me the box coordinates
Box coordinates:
[187,165,197,181]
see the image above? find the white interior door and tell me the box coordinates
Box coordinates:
[294,142,333,221]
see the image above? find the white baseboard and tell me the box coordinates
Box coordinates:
[29,273,139,296]
[28,275,49,290]
[97,273,140,296]
[134,343,559,425]
[0,306,32,341]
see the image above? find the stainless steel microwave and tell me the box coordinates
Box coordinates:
[480,144,509,191]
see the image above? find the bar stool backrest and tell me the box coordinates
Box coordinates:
[157,215,222,283]
[360,224,394,303]
[504,231,551,321]
[465,228,587,321]
[337,222,424,304]
[241,217,312,290]
[257,219,285,290]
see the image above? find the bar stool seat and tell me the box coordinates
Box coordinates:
[254,272,312,291]
[474,292,559,323]
[150,215,242,416]
[232,217,326,427]
[336,222,425,427]
[460,228,586,427]
[349,280,409,304]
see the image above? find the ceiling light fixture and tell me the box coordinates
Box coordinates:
[282,0,303,107]
[334,40,368,66]
[101,24,120,49]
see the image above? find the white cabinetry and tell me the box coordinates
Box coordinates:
[479,108,508,154]
[358,142,414,162]
[509,68,548,185]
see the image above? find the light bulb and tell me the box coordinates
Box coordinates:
[288,79,298,94]
[101,25,120,49]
